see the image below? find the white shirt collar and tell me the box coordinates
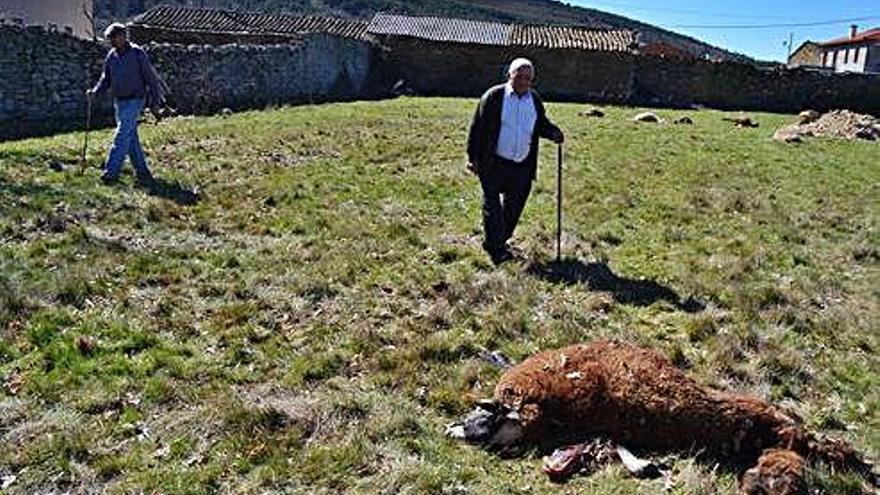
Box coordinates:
[505,82,532,100]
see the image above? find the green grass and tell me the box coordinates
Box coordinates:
[1,98,877,494]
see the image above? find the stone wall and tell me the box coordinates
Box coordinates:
[378,38,880,116]
[149,34,374,115]
[2,25,879,141]
[512,47,635,103]
[0,26,374,140]
[633,56,880,114]
[0,25,111,140]
[373,38,634,103]
[128,25,301,46]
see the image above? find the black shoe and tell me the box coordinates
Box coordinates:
[135,173,155,188]
[490,248,514,265]
[100,173,119,185]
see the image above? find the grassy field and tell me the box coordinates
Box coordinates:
[0,97,877,494]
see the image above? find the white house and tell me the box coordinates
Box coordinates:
[820,25,880,73]
[0,0,94,39]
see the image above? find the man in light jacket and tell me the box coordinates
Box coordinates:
[467,58,564,264]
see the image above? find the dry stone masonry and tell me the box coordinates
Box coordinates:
[0,26,372,140]
[1,21,878,141]
[0,25,110,139]
[149,34,373,115]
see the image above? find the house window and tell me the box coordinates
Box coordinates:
[844,48,849,63]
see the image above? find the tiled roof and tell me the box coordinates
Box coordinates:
[509,25,635,51]
[821,27,880,47]
[132,5,368,39]
[132,8,637,52]
[367,13,636,52]
[367,13,511,45]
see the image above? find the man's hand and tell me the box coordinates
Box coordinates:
[149,105,163,123]
[551,128,565,144]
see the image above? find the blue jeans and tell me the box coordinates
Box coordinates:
[104,97,150,179]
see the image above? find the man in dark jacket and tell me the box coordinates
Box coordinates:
[467,58,564,264]
[87,23,165,186]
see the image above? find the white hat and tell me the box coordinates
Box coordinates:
[103,22,127,39]
[508,58,535,77]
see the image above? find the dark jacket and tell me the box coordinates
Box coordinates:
[93,43,165,108]
[467,84,561,181]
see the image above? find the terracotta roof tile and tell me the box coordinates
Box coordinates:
[367,13,635,52]
[821,27,880,47]
[133,7,637,52]
[509,25,635,51]
[132,5,368,39]
[367,13,511,45]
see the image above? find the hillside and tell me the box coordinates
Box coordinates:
[93,0,749,61]
[1,98,877,494]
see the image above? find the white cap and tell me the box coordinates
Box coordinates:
[508,58,535,77]
[103,22,127,39]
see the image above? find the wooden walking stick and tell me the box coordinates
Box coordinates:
[556,143,563,262]
[80,93,92,175]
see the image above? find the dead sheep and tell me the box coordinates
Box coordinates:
[450,340,876,495]
[580,107,605,118]
[633,112,662,123]
[723,116,760,128]
[773,125,805,143]
[798,110,820,124]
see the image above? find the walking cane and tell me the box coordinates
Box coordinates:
[556,143,563,262]
[80,92,92,176]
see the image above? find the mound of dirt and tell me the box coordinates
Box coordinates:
[776,110,880,142]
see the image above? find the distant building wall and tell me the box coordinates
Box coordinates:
[823,45,869,73]
[869,45,880,73]
[788,42,823,68]
[370,38,511,97]
[0,0,94,39]
[372,37,634,103]
[377,38,880,115]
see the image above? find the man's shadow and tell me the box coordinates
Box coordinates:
[527,258,704,313]
[142,177,200,206]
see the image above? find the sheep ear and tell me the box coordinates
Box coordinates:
[476,399,500,412]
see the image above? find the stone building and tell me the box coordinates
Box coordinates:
[787,41,823,68]
[0,0,95,39]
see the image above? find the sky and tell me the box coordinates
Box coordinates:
[569,0,880,62]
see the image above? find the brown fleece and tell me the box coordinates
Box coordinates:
[493,340,869,495]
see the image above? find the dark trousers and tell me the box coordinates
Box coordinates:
[478,155,532,255]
